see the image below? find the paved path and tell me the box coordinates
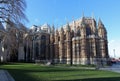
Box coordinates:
[0,70,15,81]
[100,64,120,73]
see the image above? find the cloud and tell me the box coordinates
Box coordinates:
[108,40,115,46]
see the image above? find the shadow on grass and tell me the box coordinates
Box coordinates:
[2,68,120,81]
[0,67,93,81]
[0,62,32,65]
[56,77,120,81]
[0,63,120,81]
[3,69,43,81]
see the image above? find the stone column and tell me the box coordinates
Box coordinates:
[39,39,41,60]
[50,44,54,62]
[26,40,28,62]
[3,48,8,62]
[72,38,76,64]
[54,42,59,63]
[66,40,72,64]
[76,37,80,64]
[100,39,106,65]
[59,41,64,63]
[46,36,50,61]
[0,41,7,62]
[80,38,87,65]
[0,41,3,62]
[18,43,25,61]
[32,40,35,61]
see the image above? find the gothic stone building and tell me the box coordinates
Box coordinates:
[0,16,109,65]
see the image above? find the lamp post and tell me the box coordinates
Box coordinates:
[113,49,116,58]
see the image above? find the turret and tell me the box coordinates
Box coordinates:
[50,25,55,44]
[50,25,55,62]
[98,19,107,39]
[80,20,86,38]
[98,19,108,61]
[59,27,64,41]
[66,23,71,40]
[73,21,77,37]
[91,18,97,34]
[55,29,59,43]
[51,25,55,34]
[66,23,70,32]
[66,23,72,64]
[98,18,104,27]
[54,29,59,63]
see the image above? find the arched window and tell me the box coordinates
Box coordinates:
[35,42,39,57]
[35,35,39,40]
[41,35,46,40]
[76,29,80,36]
[86,27,91,36]
[71,30,74,38]
[41,35,46,44]
[40,35,46,60]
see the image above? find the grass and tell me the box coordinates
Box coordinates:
[0,63,120,81]
[54,63,95,67]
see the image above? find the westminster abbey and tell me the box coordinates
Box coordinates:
[0,16,109,65]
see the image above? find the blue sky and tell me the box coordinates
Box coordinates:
[25,0,120,57]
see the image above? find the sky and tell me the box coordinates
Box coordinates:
[25,0,120,58]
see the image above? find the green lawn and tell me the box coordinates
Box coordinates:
[0,63,120,81]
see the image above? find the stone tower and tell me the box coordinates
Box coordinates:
[66,23,72,64]
[50,25,55,62]
[54,29,59,63]
[59,27,65,63]
[80,17,87,64]
[98,19,109,62]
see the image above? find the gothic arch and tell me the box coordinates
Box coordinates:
[35,42,39,58]
[40,35,46,60]
[76,29,80,36]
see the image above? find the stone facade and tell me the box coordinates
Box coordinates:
[0,16,109,65]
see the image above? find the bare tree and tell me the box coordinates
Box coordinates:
[0,0,28,24]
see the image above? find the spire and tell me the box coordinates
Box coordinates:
[98,18,104,27]
[60,26,64,33]
[73,21,76,32]
[48,26,51,33]
[51,24,55,34]
[98,18,107,38]
[81,17,86,28]
[81,15,85,23]
[73,20,75,27]
[91,12,94,19]
[82,11,84,18]
[55,29,59,35]
[66,23,70,32]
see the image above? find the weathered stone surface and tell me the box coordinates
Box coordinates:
[0,16,109,65]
